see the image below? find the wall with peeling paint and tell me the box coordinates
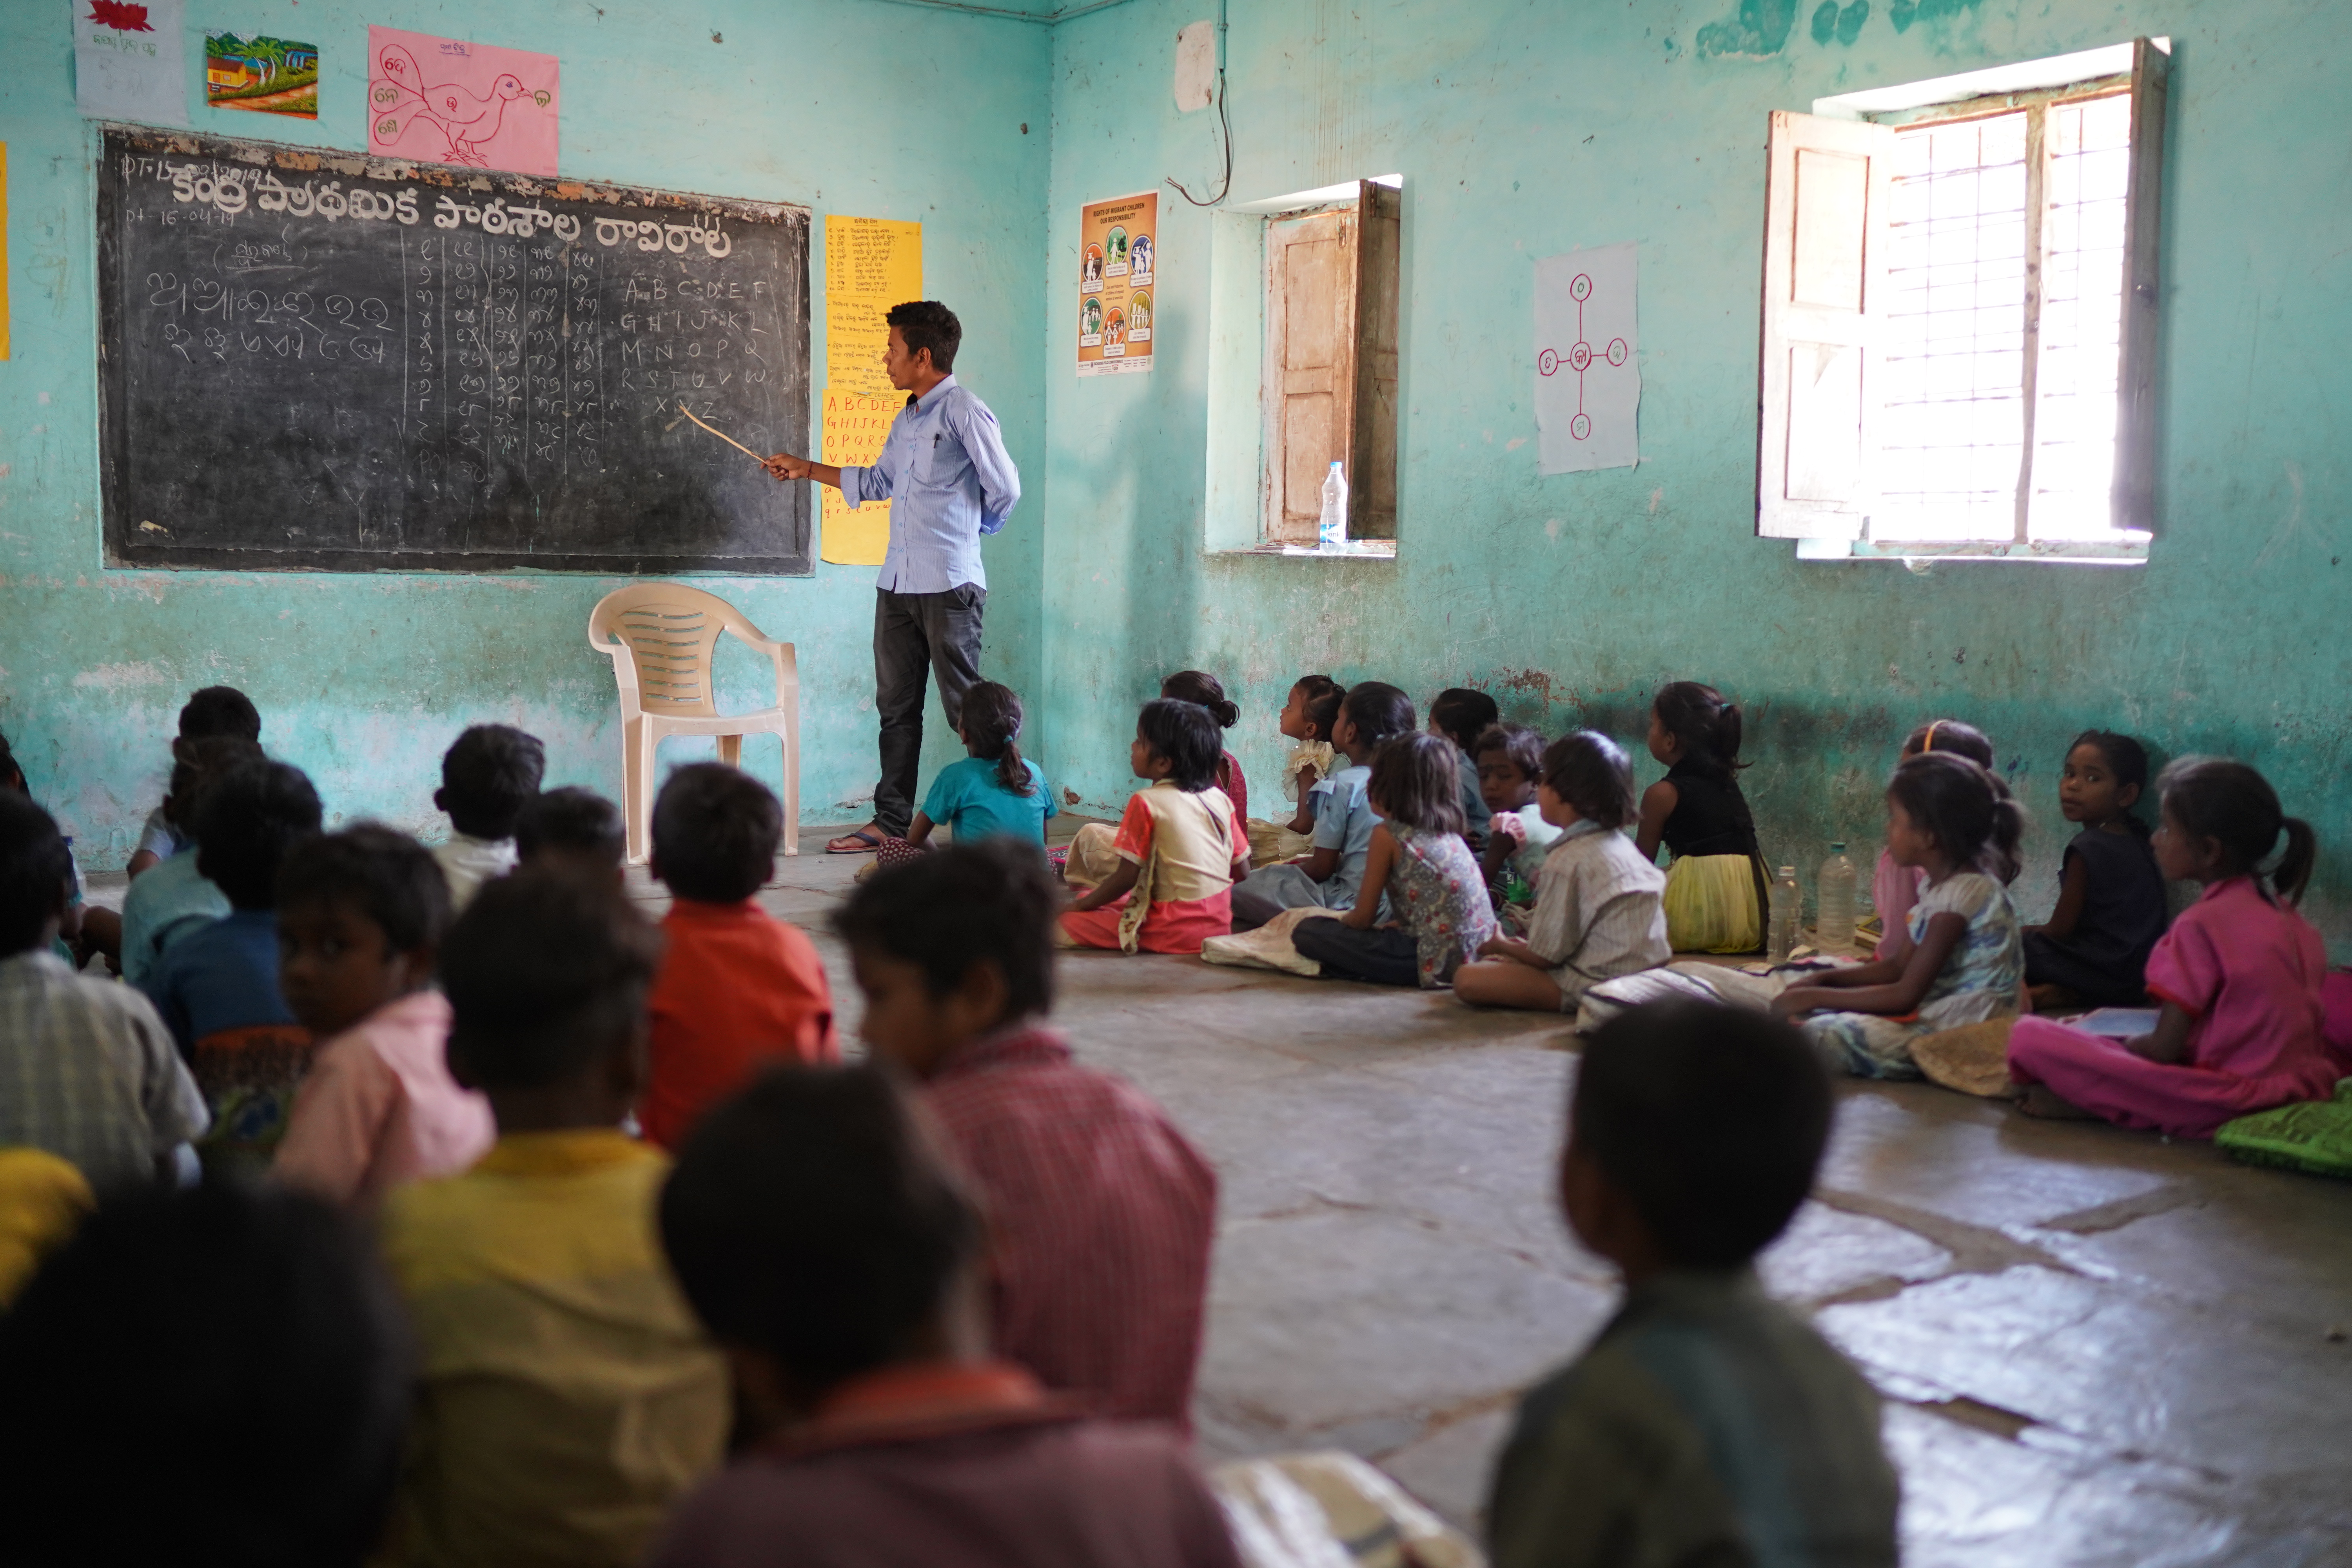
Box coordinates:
[0,1,1050,859]
[1041,0,2352,951]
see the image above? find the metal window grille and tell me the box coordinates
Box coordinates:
[1873,91,2133,544]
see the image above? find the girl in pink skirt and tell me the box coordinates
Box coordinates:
[2010,759,2332,1137]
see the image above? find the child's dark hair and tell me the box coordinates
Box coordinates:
[441,868,663,1090]
[0,1179,410,1566]
[1368,734,1467,837]
[1887,753,2025,882]
[193,758,324,911]
[0,726,21,793]
[1302,687,1346,744]
[276,824,452,956]
[1161,671,1240,729]
[1653,681,1747,778]
[1903,718,1994,769]
[165,736,267,829]
[1573,1000,1831,1268]
[1136,698,1223,793]
[2069,730,2152,835]
[959,681,1035,796]
[834,839,1057,1025]
[1540,731,1638,830]
[437,724,546,840]
[2157,757,2318,904]
[661,1065,982,1401]
[1342,682,1416,751]
[1429,688,1500,754]
[178,685,263,744]
[1474,722,1546,783]
[515,786,627,869]
[0,794,74,958]
[652,763,781,903]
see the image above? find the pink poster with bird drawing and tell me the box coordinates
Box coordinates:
[366,27,559,176]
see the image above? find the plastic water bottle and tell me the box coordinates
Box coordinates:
[1768,865,1801,962]
[1817,842,1858,955]
[1318,461,1349,546]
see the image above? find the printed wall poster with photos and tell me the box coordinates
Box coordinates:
[1076,191,1154,377]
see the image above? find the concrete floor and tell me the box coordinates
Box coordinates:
[93,838,2352,1563]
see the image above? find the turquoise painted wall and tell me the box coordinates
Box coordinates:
[1041,0,2352,950]
[0,0,1049,857]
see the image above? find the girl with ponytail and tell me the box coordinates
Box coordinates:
[1160,670,1249,825]
[877,682,1055,867]
[2010,758,2335,1138]
[1583,751,2028,1082]
[1638,682,1770,953]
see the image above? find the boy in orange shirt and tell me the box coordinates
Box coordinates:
[643,764,837,1149]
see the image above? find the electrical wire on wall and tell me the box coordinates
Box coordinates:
[1166,2,1232,207]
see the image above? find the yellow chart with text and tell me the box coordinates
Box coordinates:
[821,215,922,565]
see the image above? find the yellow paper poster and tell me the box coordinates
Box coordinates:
[822,214,922,565]
[1077,191,1155,378]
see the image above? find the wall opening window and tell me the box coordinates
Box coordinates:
[1202,177,1402,557]
[1757,40,2169,561]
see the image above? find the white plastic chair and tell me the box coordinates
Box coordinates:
[589,584,800,865]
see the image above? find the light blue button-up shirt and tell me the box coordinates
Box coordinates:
[837,374,1022,594]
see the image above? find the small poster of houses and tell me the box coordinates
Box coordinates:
[205,33,319,118]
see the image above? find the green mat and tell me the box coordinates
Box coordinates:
[2216,1080,2352,1180]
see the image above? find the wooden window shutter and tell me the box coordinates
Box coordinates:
[1350,181,1401,540]
[1263,208,1359,544]
[1757,111,1896,539]
[2113,38,2169,533]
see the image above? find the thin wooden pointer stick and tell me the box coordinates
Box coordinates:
[677,403,767,463]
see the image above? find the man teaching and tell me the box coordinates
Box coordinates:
[762,301,1021,854]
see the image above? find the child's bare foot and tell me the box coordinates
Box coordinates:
[2016,1084,2096,1120]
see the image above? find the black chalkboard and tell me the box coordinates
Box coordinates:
[98,128,811,573]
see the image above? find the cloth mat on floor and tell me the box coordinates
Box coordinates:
[1910,1016,2019,1099]
[1200,907,1342,977]
[2216,1079,2352,1181]
[1211,1450,1483,1568]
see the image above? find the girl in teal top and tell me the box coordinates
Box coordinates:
[897,683,1055,855]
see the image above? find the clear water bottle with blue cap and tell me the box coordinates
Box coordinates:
[1318,461,1348,546]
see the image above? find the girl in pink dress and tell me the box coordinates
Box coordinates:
[2010,759,2330,1137]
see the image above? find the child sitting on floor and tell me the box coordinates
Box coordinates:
[1063,699,1250,955]
[272,825,494,1208]
[126,685,263,878]
[515,785,628,883]
[1874,719,1993,956]
[1246,675,1344,866]
[839,841,1218,1426]
[1636,682,1768,954]
[644,764,837,1149]
[1476,722,1564,918]
[431,723,545,912]
[0,793,207,1195]
[0,728,98,968]
[1231,682,1414,930]
[1428,687,1499,859]
[653,1065,1243,1568]
[1486,1000,1897,1568]
[1454,732,1669,1015]
[1586,752,2025,1080]
[380,869,727,1565]
[1162,670,1249,823]
[2022,730,2167,1009]
[139,756,323,1172]
[2009,759,2333,1137]
[1293,733,1497,989]
[118,736,260,987]
[880,681,1054,870]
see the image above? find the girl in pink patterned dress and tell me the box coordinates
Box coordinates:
[2010,759,2332,1137]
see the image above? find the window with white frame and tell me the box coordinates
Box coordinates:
[1756,40,2169,557]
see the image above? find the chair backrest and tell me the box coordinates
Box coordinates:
[587,583,764,719]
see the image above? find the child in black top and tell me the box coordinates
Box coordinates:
[1636,682,1768,953]
[2023,730,2168,1009]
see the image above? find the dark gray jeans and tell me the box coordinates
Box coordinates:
[873,585,985,835]
[1290,919,1423,987]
